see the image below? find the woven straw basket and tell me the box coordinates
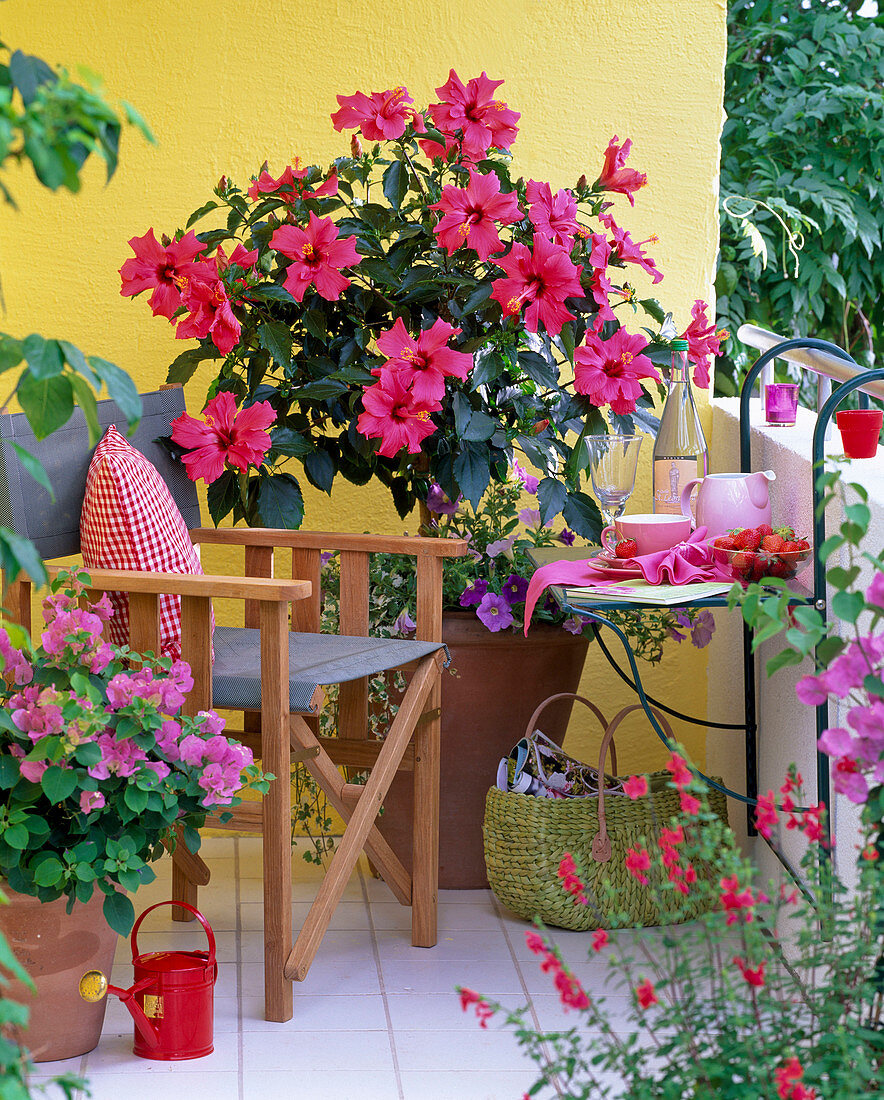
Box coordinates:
[483,694,728,931]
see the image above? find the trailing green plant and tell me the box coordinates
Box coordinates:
[716,0,884,396]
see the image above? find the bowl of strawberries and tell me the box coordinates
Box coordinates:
[711,525,812,584]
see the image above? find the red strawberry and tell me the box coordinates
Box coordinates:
[732,550,756,579]
[734,527,761,550]
[776,525,796,541]
[795,538,810,551]
[751,554,769,582]
[756,523,774,538]
[714,534,738,551]
[761,534,786,553]
[780,541,801,553]
[615,538,638,559]
[768,557,792,579]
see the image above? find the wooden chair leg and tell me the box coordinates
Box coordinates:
[411,672,441,948]
[284,652,441,982]
[171,862,199,921]
[261,600,294,1023]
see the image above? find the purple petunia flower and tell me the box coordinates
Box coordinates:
[476,592,515,632]
[559,528,576,546]
[486,536,516,558]
[426,482,462,515]
[393,610,417,635]
[459,579,489,607]
[501,573,529,606]
[562,616,584,635]
[518,508,542,528]
[689,610,715,649]
[512,459,540,495]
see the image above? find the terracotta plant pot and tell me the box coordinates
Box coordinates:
[377,612,590,889]
[836,409,883,459]
[0,887,118,1062]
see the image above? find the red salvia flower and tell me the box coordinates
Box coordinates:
[635,978,658,1009]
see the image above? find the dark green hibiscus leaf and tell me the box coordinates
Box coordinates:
[382,159,408,209]
[562,490,603,542]
[258,320,293,368]
[257,472,305,529]
[537,477,568,526]
[453,442,491,508]
[269,427,313,457]
[206,469,239,527]
[304,450,336,494]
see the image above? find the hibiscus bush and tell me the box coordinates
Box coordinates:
[0,570,269,934]
[120,69,721,537]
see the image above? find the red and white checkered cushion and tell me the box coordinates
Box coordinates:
[80,425,209,660]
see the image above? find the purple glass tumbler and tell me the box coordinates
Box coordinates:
[765,383,799,426]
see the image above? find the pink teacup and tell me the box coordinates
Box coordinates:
[600,513,693,557]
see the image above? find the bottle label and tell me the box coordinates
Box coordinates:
[653,458,698,515]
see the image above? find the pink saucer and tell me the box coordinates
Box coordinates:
[591,550,638,572]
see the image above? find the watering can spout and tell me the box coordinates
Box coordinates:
[79,970,160,1049]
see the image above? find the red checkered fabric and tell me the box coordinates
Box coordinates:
[80,425,210,660]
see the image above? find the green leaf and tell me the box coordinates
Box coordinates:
[10,442,53,497]
[462,410,497,442]
[9,50,56,105]
[302,310,327,342]
[69,373,101,445]
[258,320,293,367]
[0,334,23,374]
[269,428,313,457]
[537,477,568,525]
[2,823,28,850]
[103,891,135,936]
[819,534,844,561]
[460,283,493,314]
[790,604,823,629]
[89,357,141,428]
[765,648,804,677]
[33,856,65,887]
[453,443,491,508]
[257,472,305,528]
[21,334,64,380]
[206,469,238,527]
[186,200,220,229]
[382,159,408,209]
[295,379,348,401]
[16,372,74,439]
[249,283,297,304]
[121,100,156,144]
[304,450,335,494]
[41,765,78,804]
[58,339,99,387]
[0,756,20,789]
[0,527,47,586]
[832,590,865,624]
[124,785,148,813]
[561,491,603,542]
[167,346,219,385]
[864,673,884,699]
[844,501,871,533]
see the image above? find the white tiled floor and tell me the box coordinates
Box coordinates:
[26,836,637,1100]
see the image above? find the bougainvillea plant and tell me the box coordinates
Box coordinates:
[0,570,269,934]
[120,69,721,536]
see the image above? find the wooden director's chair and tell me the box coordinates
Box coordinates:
[0,388,467,1022]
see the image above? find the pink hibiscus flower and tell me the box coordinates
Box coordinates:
[176,275,242,355]
[526,180,581,247]
[374,317,473,404]
[596,135,647,205]
[331,86,417,141]
[247,163,338,203]
[490,234,584,337]
[270,213,360,302]
[119,228,209,320]
[170,391,277,483]
[429,169,523,260]
[356,373,440,458]
[682,299,725,389]
[573,328,661,415]
[601,213,663,284]
[428,70,520,160]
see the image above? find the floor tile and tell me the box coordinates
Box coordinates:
[84,1031,238,1073]
[387,991,495,1031]
[380,957,524,996]
[376,928,514,963]
[242,1069,399,1100]
[242,1028,394,1072]
[80,1071,240,1099]
[394,1027,536,1072]
[400,1069,553,1100]
[371,900,502,931]
[240,993,388,1031]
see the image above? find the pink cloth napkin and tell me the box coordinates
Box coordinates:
[524,526,728,632]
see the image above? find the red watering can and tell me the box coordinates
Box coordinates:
[79,901,217,1061]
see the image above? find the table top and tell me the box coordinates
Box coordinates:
[527,546,814,612]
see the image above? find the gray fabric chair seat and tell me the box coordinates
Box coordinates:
[212,626,444,713]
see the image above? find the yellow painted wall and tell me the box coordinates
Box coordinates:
[0,0,727,773]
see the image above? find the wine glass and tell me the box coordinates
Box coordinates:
[584,434,644,526]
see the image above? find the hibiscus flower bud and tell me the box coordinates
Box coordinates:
[531,418,550,435]
[576,174,588,191]
[350,134,363,158]
[217,175,228,193]
[160,233,172,247]
[268,212,278,227]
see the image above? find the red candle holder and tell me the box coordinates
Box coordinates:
[836,409,883,459]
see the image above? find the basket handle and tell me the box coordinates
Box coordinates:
[591,704,678,864]
[524,692,617,777]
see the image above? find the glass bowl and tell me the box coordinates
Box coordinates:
[712,544,811,584]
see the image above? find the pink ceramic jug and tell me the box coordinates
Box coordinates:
[679,471,776,537]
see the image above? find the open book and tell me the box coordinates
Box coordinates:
[554,578,734,608]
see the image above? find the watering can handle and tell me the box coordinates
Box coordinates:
[130,900,216,971]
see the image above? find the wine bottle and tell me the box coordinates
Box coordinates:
[652,339,708,515]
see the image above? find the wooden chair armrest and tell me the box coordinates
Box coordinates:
[47,567,311,603]
[190,528,469,559]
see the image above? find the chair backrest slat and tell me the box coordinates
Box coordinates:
[0,389,201,560]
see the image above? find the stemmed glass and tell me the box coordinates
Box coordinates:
[584,434,644,526]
